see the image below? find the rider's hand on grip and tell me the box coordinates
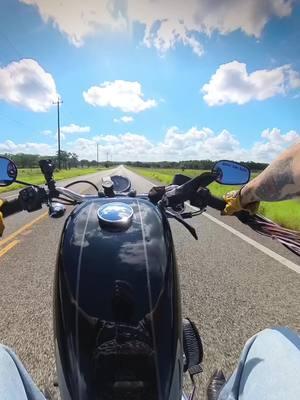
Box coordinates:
[222,190,259,216]
[19,187,43,212]
[148,186,166,203]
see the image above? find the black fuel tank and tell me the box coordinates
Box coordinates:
[54,198,183,400]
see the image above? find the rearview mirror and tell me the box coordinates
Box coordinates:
[0,156,18,186]
[212,160,250,185]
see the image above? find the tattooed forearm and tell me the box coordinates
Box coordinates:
[240,148,300,205]
[254,158,295,201]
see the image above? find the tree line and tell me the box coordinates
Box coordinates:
[0,152,268,171]
[124,160,268,171]
[0,151,103,169]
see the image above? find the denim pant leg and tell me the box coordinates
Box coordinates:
[219,327,300,400]
[0,344,45,400]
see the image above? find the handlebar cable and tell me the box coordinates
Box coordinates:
[65,180,99,193]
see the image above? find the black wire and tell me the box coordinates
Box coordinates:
[56,201,77,205]
[65,180,99,192]
[51,197,76,205]
[0,28,23,59]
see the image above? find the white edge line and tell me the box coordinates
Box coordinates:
[189,203,300,275]
[126,167,300,275]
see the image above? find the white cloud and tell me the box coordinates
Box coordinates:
[40,124,90,141]
[83,80,157,113]
[202,61,300,106]
[61,123,91,134]
[120,116,134,123]
[63,127,300,162]
[0,140,55,155]
[114,116,134,123]
[20,0,127,47]
[20,0,295,56]
[251,128,300,160]
[41,129,52,136]
[67,132,154,161]
[0,59,58,112]
[156,126,243,160]
[1,127,299,162]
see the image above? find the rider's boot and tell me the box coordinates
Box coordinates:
[207,369,226,400]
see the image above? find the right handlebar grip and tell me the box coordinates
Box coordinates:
[1,198,23,217]
[206,193,226,211]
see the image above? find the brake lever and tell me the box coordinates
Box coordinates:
[163,206,198,240]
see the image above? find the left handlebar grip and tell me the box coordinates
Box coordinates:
[1,198,23,217]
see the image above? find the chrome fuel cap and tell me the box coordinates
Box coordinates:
[97,202,133,230]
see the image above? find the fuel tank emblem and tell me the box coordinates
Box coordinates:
[97,202,133,230]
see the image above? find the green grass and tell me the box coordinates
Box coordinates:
[130,167,300,230]
[0,167,104,194]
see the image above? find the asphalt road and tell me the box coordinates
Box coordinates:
[0,166,299,398]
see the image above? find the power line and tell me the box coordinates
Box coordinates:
[0,29,23,59]
[0,111,37,132]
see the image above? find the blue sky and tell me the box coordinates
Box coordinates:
[0,0,300,162]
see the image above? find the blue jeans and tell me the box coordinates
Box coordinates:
[0,327,299,399]
[0,345,45,400]
[219,327,300,400]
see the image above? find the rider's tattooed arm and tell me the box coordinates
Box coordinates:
[240,143,300,206]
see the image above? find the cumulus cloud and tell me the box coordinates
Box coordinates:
[20,0,127,47]
[202,61,300,106]
[20,0,295,55]
[0,140,56,155]
[62,127,299,162]
[61,123,91,134]
[83,80,157,113]
[66,132,153,161]
[41,129,52,136]
[1,127,299,161]
[114,116,134,123]
[41,124,90,141]
[156,126,244,160]
[0,59,58,112]
[251,128,300,160]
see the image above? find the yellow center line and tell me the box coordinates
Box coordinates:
[0,239,20,257]
[0,212,48,248]
[0,171,107,252]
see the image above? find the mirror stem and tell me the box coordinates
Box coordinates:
[15,179,40,188]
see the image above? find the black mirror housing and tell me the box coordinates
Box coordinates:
[0,156,18,186]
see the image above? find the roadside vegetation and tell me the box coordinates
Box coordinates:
[0,150,113,194]
[129,167,300,230]
[0,167,104,194]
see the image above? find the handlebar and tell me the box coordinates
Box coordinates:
[0,171,228,219]
[189,188,226,211]
[1,163,299,257]
[1,198,23,217]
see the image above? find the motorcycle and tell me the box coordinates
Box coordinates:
[0,156,299,400]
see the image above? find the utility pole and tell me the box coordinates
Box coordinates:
[53,97,63,169]
[97,143,99,166]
